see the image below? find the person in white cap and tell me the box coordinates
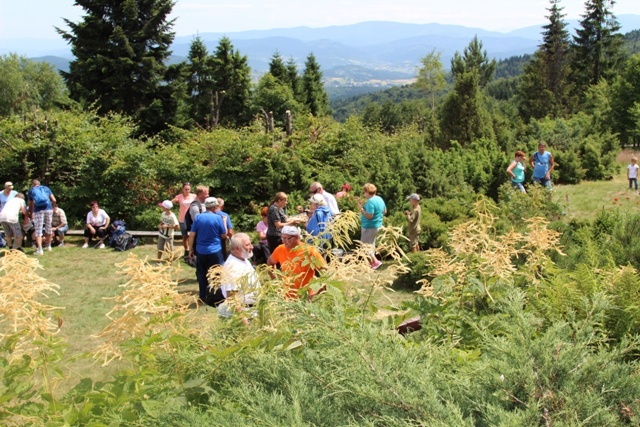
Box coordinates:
[306,193,333,250]
[0,182,17,212]
[405,193,422,253]
[267,225,326,300]
[157,200,179,263]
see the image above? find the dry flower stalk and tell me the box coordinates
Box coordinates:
[92,253,197,366]
[0,250,63,359]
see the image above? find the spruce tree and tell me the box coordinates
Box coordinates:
[57,0,176,135]
[286,57,302,101]
[186,36,216,129]
[301,53,330,116]
[268,51,288,83]
[518,0,572,120]
[211,37,252,127]
[571,0,624,92]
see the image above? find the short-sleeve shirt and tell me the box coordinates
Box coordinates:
[361,195,386,229]
[270,243,326,298]
[0,190,17,211]
[267,203,287,237]
[174,193,196,222]
[86,209,109,227]
[52,208,67,228]
[0,197,25,223]
[159,211,179,239]
[28,186,53,212]
[217,210,233,230]
[628,164,639,179]
[191,211,226,255]
[532,151,553,179]
[256,220,268,244]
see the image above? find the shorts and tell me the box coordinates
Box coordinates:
[157,235,174,252]
[360,227,379,256]
[2,222,22,239]
[33,210,53,237]
[179,221,188,236]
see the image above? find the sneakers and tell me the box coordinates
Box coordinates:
[82,243,89,249]
[45,245,52,252]
[58,242,64,248]
[98,243,106,249]
[371,259,382,270]
[34,247,43,256]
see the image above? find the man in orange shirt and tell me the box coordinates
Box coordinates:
[267,225,326,299]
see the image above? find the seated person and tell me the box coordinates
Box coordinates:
[83,201,110,248]
[51,202,69,247]
[252,207,271,265]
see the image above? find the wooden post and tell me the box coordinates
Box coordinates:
[285,110,292,136]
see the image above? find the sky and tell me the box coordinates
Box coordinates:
[1,0,638,41]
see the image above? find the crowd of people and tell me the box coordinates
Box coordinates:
[1,143,562,317]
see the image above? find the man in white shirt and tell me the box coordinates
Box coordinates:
[217,233,261,320]
[0,193,28,250]
[310,182,339,215]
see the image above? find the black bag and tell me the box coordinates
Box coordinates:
[112,232,139,251]
[184,200,205,233]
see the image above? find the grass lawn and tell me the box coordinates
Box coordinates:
[553,152,640,221]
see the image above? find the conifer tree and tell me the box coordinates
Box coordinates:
[571,0,623,92]
[57,0,176,135]
[186,36,215,129]
[440,37,495,146]
[210,37,252,127]
[286,57,302,101]
[301,53,330,116]
[518,0,573,120]
[268,51,288,83]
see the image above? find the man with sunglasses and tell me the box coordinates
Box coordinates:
[309,182,339,215]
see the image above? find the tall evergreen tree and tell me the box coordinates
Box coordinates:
[571,0,624,92]
[211,37,252,127]
[186,36,216,129]
[57,0,176,135]
[301,53,330,116]
[440,37,496,146]
[268,51,288,82]
[286,57,302,101]
[518,0,573,120]
[612,53,640,145]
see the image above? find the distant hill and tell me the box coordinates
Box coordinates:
[5,16,639,92]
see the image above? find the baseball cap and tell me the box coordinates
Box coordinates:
[281,225,301,236]
[204,197,219,208]
[158,200,173,209]
[407,193,421,201]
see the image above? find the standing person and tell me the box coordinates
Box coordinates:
[188,197,227,305]
[335,182,351,200]
[185,185,208,233]
[507,150,527,194]
[28,179,56,255]
[51,202,69,247]
[267,226,326,299]
[157,200,179,263]
[82,201,110,248]
[310,182,339,215]
[0,193,28,251]
[628,156,639,192]
[266,192,300,253]
[530,143,554,187]
[171,182,196,254]
[306,193,333,250]
[405,193,422,253]
[0,182,17,211]
[358,183,386,270]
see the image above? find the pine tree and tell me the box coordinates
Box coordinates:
[186,36,215,129]
[57,0,176,135]
[518,0,573,120]
[268,51,288,83]
[286,57,302,101]
[440,37,496,146]
[210,37,252,127]
[301,53,330,116]
[571,0,624,92]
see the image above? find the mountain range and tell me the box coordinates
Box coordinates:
[3,15,640,88]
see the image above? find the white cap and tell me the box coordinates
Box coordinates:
[281,225,301,236]
[308,193,326,205]
[204,197,219,208]
[158,200,173,209]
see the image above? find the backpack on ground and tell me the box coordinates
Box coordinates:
[108,220,138,251]
[31,186,50,208]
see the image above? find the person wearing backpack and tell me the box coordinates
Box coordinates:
[27,179,56,256]
[183,185,208,265]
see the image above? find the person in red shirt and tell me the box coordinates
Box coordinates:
[267,225,326,299]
